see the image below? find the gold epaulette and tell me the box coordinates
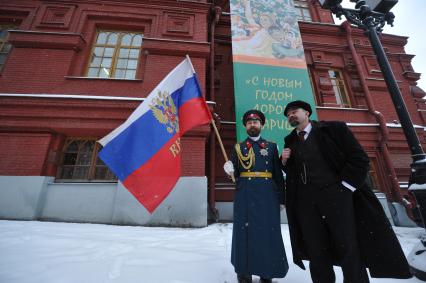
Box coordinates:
[235,143,255,170]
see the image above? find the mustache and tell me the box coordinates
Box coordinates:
[247,126,260,137]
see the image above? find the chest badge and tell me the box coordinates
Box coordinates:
[259,142,268,156]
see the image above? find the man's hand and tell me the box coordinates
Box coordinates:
[281,148,291,164]
[223,160,235,176]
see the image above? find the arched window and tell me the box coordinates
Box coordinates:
[56,138,116,182]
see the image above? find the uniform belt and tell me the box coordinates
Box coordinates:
[240,172,272,178]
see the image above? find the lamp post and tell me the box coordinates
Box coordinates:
[317,0,426,279]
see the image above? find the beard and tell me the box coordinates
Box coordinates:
[247,126,261,137]
[289,118,299,127]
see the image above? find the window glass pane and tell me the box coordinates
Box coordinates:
[119,48,130,58]
[94,167,108,179]
[80,140,93,151]
[104,48,114,57]
[63,153,77,165]
[116,59,127,68]
[121,34,132,46]
[93,47,104,57]
[88,67,99,77]
[114,69,125,78]
[101,58,112,68]
[334,71,342,79]
[60,167,74,179]
[99,68,110,78]
[97,32,108,44]
[107,33,118,45]
[96,158,106,166]
[132,35,143,46]
[0,55,6,65]
[77,153,92,165]
[127,59,137,69]
[73,166,89,179]
[339,86,349,105]
[125,70,136,79]
[129,49,139,58]
[67,141,78,151]
[0,30,7,39]
[333,86,341,103]
[90,56,101,67]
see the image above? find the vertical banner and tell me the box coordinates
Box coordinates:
[230,0,317,150]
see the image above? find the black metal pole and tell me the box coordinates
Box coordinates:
[367,24,426,228]
[366,25,425,162]
[326,0,426,229]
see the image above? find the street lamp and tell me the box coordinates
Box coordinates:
[317,0,426,280]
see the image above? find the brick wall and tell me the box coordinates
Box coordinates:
[0,133,52,175]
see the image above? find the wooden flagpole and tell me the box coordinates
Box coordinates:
[211,119,235,183]
[185,54,234,183]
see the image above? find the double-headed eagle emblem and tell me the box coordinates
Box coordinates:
[150,91,180,134]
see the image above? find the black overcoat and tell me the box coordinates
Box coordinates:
[283,120,412,279]
[230,137,289,279]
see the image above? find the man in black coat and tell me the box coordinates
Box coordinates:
[224,110,288,283]
[281,100,412,282]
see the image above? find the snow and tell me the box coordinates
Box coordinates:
[0,220,424,283]
[409,183,426,190]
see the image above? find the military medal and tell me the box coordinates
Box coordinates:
[259,142,268,156]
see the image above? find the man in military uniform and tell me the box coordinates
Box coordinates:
[223,109,288,283]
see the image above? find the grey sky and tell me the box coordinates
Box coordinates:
[338,0,425,90]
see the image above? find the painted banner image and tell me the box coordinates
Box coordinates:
[230,0,317,150]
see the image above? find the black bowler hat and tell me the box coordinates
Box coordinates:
[243,109,265,126]
[284,100,312,117]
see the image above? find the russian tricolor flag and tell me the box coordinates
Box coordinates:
[98,57,212,213]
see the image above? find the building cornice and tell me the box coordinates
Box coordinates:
[0,93,216,105]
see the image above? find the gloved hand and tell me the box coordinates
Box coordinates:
[223,160,234,175]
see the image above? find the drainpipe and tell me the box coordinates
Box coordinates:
[342,21,403,203]
[208,6,221,221]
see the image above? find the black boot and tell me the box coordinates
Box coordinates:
[259,278,272,283]
[237,274,252,283]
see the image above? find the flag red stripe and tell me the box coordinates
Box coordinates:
[179,97,212,134]
[123,135,181,213]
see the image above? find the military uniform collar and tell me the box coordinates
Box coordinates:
[249,135,261,142]
[245,136,265,141]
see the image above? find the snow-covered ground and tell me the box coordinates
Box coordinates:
[0,220,424,283]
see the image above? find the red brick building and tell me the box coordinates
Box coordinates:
[0,0,424,224]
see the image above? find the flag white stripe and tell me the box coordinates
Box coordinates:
[99,57,196,146]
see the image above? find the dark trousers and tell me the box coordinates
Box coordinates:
[296,184,370,283]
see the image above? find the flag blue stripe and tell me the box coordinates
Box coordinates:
[99,75,202,180]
